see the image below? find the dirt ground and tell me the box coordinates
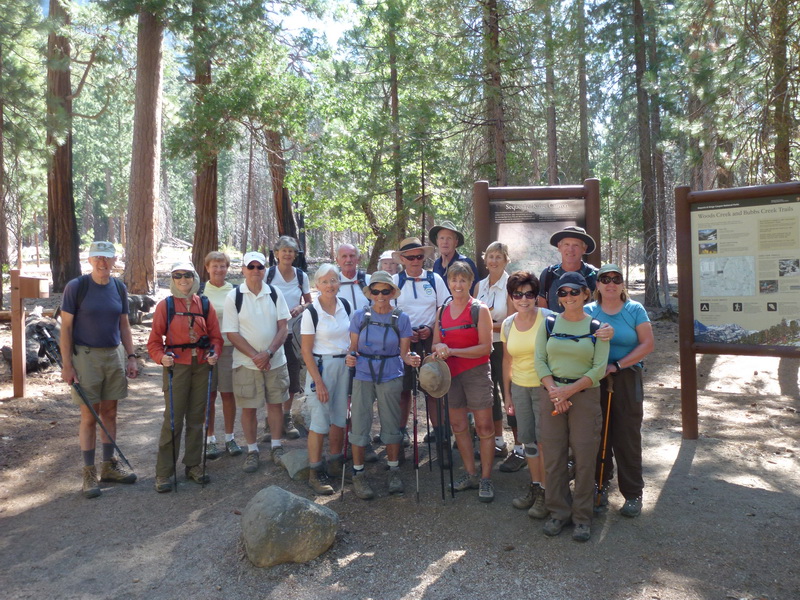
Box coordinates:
[0,286,798,600]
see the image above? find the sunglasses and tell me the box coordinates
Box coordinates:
[556,288,582,297]
[246,264,265,270]
[369,287,394,296]
[172,272,194,279]
[402,254,425,261]
[599,275,624,284]
[511,291,536,300]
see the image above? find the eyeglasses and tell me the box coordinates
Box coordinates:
[599,275,623,285]
[556,288,582,297]
[172,272,194,280]
[370,287,394,296]
[402,254,425,261]
[511,291,536,300]
[246,264,265,270]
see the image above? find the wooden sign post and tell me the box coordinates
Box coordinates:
[11,269,50,398]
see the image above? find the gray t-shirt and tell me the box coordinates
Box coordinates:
[61,276,128,347]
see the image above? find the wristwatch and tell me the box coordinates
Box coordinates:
[613,360,622,372]
[267,349,275,359]
[127,353,139,359]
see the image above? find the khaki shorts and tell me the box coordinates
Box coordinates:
[447,363,493,411]
[211,345,234,394]
[232,364,289,409]
[69,345,128,406]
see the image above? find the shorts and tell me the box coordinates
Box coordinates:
[211,345,234,394]
[232,364,289,409]
[510,382,540,445]
[447,363,493,412]
[305,355,349,434]
[403,338,433,391]
[69,345,128,406]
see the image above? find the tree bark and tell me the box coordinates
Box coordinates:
[577,0,590,180]
[46,0,81,293]
[388,9,404,242]
[242,130,254,253]
[770,0,790,182]
[544,1,558,185]
[125,10,163,294]
[484,0,508,187]
[265,129,297,239]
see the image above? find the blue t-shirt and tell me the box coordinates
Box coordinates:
[433,253,480,295]
[350,308,412,383]
[584,300,649,363]
[61,276,129,347]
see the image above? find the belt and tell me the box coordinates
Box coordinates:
[313,353,347,359]
[552,376,579,384]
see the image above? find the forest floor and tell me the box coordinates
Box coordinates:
[0,283,798,600]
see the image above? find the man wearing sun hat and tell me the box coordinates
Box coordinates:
[429,220,480,295]
[537,225,599,313]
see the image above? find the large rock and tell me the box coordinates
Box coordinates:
[280,448,310,481]
[241,485,338,568]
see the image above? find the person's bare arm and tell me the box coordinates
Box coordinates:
[60,312,77,384]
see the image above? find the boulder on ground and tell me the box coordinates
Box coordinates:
[280,448,310,481]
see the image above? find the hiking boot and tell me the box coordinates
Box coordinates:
[543,517,571,537]
[82,465,101,499]
[327,456,344,479]
[499,450,526,473]
[154,476,173,493]
[283,413,301,440]
[270,445,286,466]
[226,439,243,456]
[494,443,509,458]
[572,523,591,542]
[100,458,137,484]
[352,471,375,500]
[364,443,379,463]
[527,485,548,519]
[620,496,642,518]
[308,467,335,496]
[185,465,210,484]
[478,478,495,503]
[243,451,260,473]
[451,472,480,492]
[387,469,404,495]
[594,485,609,513]
[512,482,537,509]
[205,441,223,460]
[261,418,271,443]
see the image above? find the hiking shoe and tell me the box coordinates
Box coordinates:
[100,458,137,484]
[185,465,210,484]
[226,439,243,456]
[261,418,271,443]
[451,472,480,492]
[499,451,526,473]
[594,485,609,513]
[528,485,548,519]
[620,496,642,517]
[154,476,173,493]
[543,517,571,537]
[308,467,335,496]
[243,451,260,473]
[478,478,495,503]
[512,482,537,509]
[270,445,286,466]
[352,472,375,500]
[82,465,101,499]
[283,413,301,440]
[401,429,411,448]
[423,430,436,443]
[494,443,509,458]
[388,469,404,495]
[572,523,591,542]
[567,459,576,481]
[205,441,223,460]
[364,443,379,463]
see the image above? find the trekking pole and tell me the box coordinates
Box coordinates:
[72,382,134,471]
[166,352,178,493]
[596,374,615,506]
[443,392,455,499]
[437,394,446,503]
[408,352,420,503]
[202,350,215,489]
[341,351,357,501]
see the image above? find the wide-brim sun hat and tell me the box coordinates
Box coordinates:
[556,271,588,290]
[362,270,402,300]
[597,263,622,277]
[549,226,596,255]
[391,237,435,264]
[418,355,451,398]
[242,251,266,266]
[88,241,116,258]
[429,220,465,248]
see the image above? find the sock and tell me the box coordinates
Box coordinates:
[310,461,323,469]
[514,444,524,455]
[82,449,95,467]
[531,481,541,487]
[387,460,400,469]
[248,443,258,453]
[271,440,282,449]
[225,433,234,442]
[329,453,343,460]
[102,443,114,462]
[495,436,505,447]
[353,465,365,474]
[207,435,216,444]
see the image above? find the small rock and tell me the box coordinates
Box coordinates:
[281,448,310,481]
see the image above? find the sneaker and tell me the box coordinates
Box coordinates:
[185,465,210,484]
[451,472,480,492]
[364,443,379,463]
[567,459,576,481]
[261,418,271,443]
[352,471,375,500]
[243,451,260,473]
[620,496,642,518]
[499,451,526,473]
[100,458,137,483]
[372,434,383,444]
[226,439,243,456]
[388,469,404,495]
[283,413,301,440]
[543,517,571,537]
[154,476,173,493]
[270,445,286,466]
[527,485,548,519]
[572,523,591,542]
[478,478,495,503]
[512,482,537,510]
[494,443,509,458]
[308,467,335,495]
[205,441,223,461]
[82,465,101,499]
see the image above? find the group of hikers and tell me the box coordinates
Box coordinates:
[60,221,654,543]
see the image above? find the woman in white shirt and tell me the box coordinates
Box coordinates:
[300,264,352,495]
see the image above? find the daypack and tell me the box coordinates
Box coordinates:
[438,296,481,339]
[357,306,405,384]
[266,265,305,294]
[290,298,351,358]
[75,274,124,310]
[544,313,601,344]
[164,295,211,352]
[397,270,436,297]
[541,263,598,297]
[502,309,553,340]
[234,284,278,313]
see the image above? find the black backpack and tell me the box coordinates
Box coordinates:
[74,274,124,310]
[265,265,305,294]
[290,298,351,358]
[397,269,436,294]
[234,284,278,313]
[164,295,212,353]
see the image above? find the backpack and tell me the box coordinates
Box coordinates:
[164,295,212,352]
[266,265,305,294]
[397,270,436,297]
[544,313,601,344]
[234,283,278,313]
[438,297,481,339]
[290,298,351,358]
[75,274,124,310]
[541,263,598,298]
[357,306,405,384]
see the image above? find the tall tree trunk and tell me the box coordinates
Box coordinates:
[242,130,254,253]
[265,129,296,239]
[771,0,790,182]
[484,0,508,187]
[46,0,80,292]
[125,10,163,294]
[577,0,590,180]
[544,1,558,185]
[0,53,5,308]
[633,0,659,306]
[388,10,404,243]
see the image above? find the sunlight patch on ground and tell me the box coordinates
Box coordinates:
[403,549,466,599]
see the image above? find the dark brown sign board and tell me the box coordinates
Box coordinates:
[675,182,800,439]
[472,179,601,278]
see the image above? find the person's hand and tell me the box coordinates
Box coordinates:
[126,357,139,378]
[346,353,358,368]
[61,365,78,385]
[207,353,219,366]
[596,323,614,342]
[290,304,305,318]
[505,394,514,416]
[252,352,272,371]
[551,398,573,415]
[405,352,421,368]
[417,325,431,341]
[433,343,450,359]
[316,381,329,403]
[161,355,175,368]
[410,328,420,344]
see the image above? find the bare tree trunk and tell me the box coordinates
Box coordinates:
[544,1,558,185]
[125,10,163,294]
[771,0,790,182]
[242,130,253,253]
[388,12,404,243]
[0,55,5,308]
[46,0,81,292]
[265,129,297,239]
[484,0,508,187]
[577,0,590,180]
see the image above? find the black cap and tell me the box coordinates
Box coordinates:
[556,271,588,290]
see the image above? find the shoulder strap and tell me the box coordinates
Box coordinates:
[390,307,402,337]
[235,287,243,313]
[308,304,319,331]
[265,266,276,285]
[426,270,436,292]
[589,318,601,337]
[545,313,557,339]
[470,299,480,326]
[295,267,304,292]
[341,297,352,316]
[397,271,407,290]
[356,270,366,288]
[76,274,123,310]
[502,314,516,340]
[201,295,210,320]
[166,296,175,330]
[359,308,373,332]
[268,284,277,305]
[197,280,206,296]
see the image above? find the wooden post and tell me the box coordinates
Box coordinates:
[472,181,490,277]
[11,270,50,399]
[675,186,698,439]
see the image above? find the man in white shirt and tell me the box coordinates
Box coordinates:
[223,251,291,474]
[336,244,371,311]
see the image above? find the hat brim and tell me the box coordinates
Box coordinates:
[549,231,596,255]
[391,246,435,264]
[418,355,452,398]
[89,252,116,258]
[429,226,465,248]
[362,281,402,301]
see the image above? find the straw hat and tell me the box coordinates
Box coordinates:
[391,237,435,264]
[362,270,402,300]
[418,355,451,398]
